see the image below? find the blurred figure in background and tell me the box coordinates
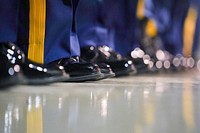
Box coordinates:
[144,0,200,70]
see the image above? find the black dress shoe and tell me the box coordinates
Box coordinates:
[157,52,190,72]
[56,57,104,82]
[129,48,185,73]
[0,45,24,88]
[79,58,115,79]
[81,45,136,77]
[0,42,70,85]
[126,48,152,73]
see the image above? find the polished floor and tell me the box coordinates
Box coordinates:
[1,70,200,133]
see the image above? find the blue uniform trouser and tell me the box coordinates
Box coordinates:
[76,0,114,49]
[101,0,140,56]
[145,0,190,55]
[0,0,19,42]
[114,0,140,56]
[77,0,140,55]
[0,0,80,64]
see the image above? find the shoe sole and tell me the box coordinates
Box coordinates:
[65,73,103,82]
[99,72,115,79]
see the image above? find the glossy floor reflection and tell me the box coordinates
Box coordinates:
[1,70,200,133]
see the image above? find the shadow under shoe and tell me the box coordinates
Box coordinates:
[81,45,136,77]
[1,42,70,85]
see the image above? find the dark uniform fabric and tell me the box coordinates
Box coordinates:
[0,0,20,42]
[76,0,113,48]
[77,0,141,55]
[101,0,140,56]
[18,0,80,63]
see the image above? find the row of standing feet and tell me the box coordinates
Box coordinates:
[0,42,196,88]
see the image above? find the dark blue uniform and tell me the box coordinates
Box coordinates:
[102,0,141,56]
[0,0,19,42]
[0,0,80,64]
[76,0,114,49]
[77,0,140,56]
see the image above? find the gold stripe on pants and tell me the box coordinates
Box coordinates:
[28,0,46,64]
[183,6,198,57]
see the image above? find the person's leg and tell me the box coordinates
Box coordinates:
[100,0,150,73]
[17,0,79,64]
[144,0,196,71]
[77,0,135,51]
[10,0,71,84]
[0,0,24,87]
[145,0,173,33]
[17,0,103,81]
[0,0,19,42]
[76,0,109,47]
[153,0,190,55]
[101,0,140,56]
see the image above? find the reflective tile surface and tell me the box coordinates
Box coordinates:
[1,70,200,133]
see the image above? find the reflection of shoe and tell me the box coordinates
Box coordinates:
[0,45,24,88]
[57,57,103,82]
[81,45,136,77]
[1,42,69,85]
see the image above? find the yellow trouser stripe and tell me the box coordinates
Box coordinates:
[137,0,145,20]
[145,19,157,37]
[28,0,46,64]
[183,6,198,57]
[137,0,158,37]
